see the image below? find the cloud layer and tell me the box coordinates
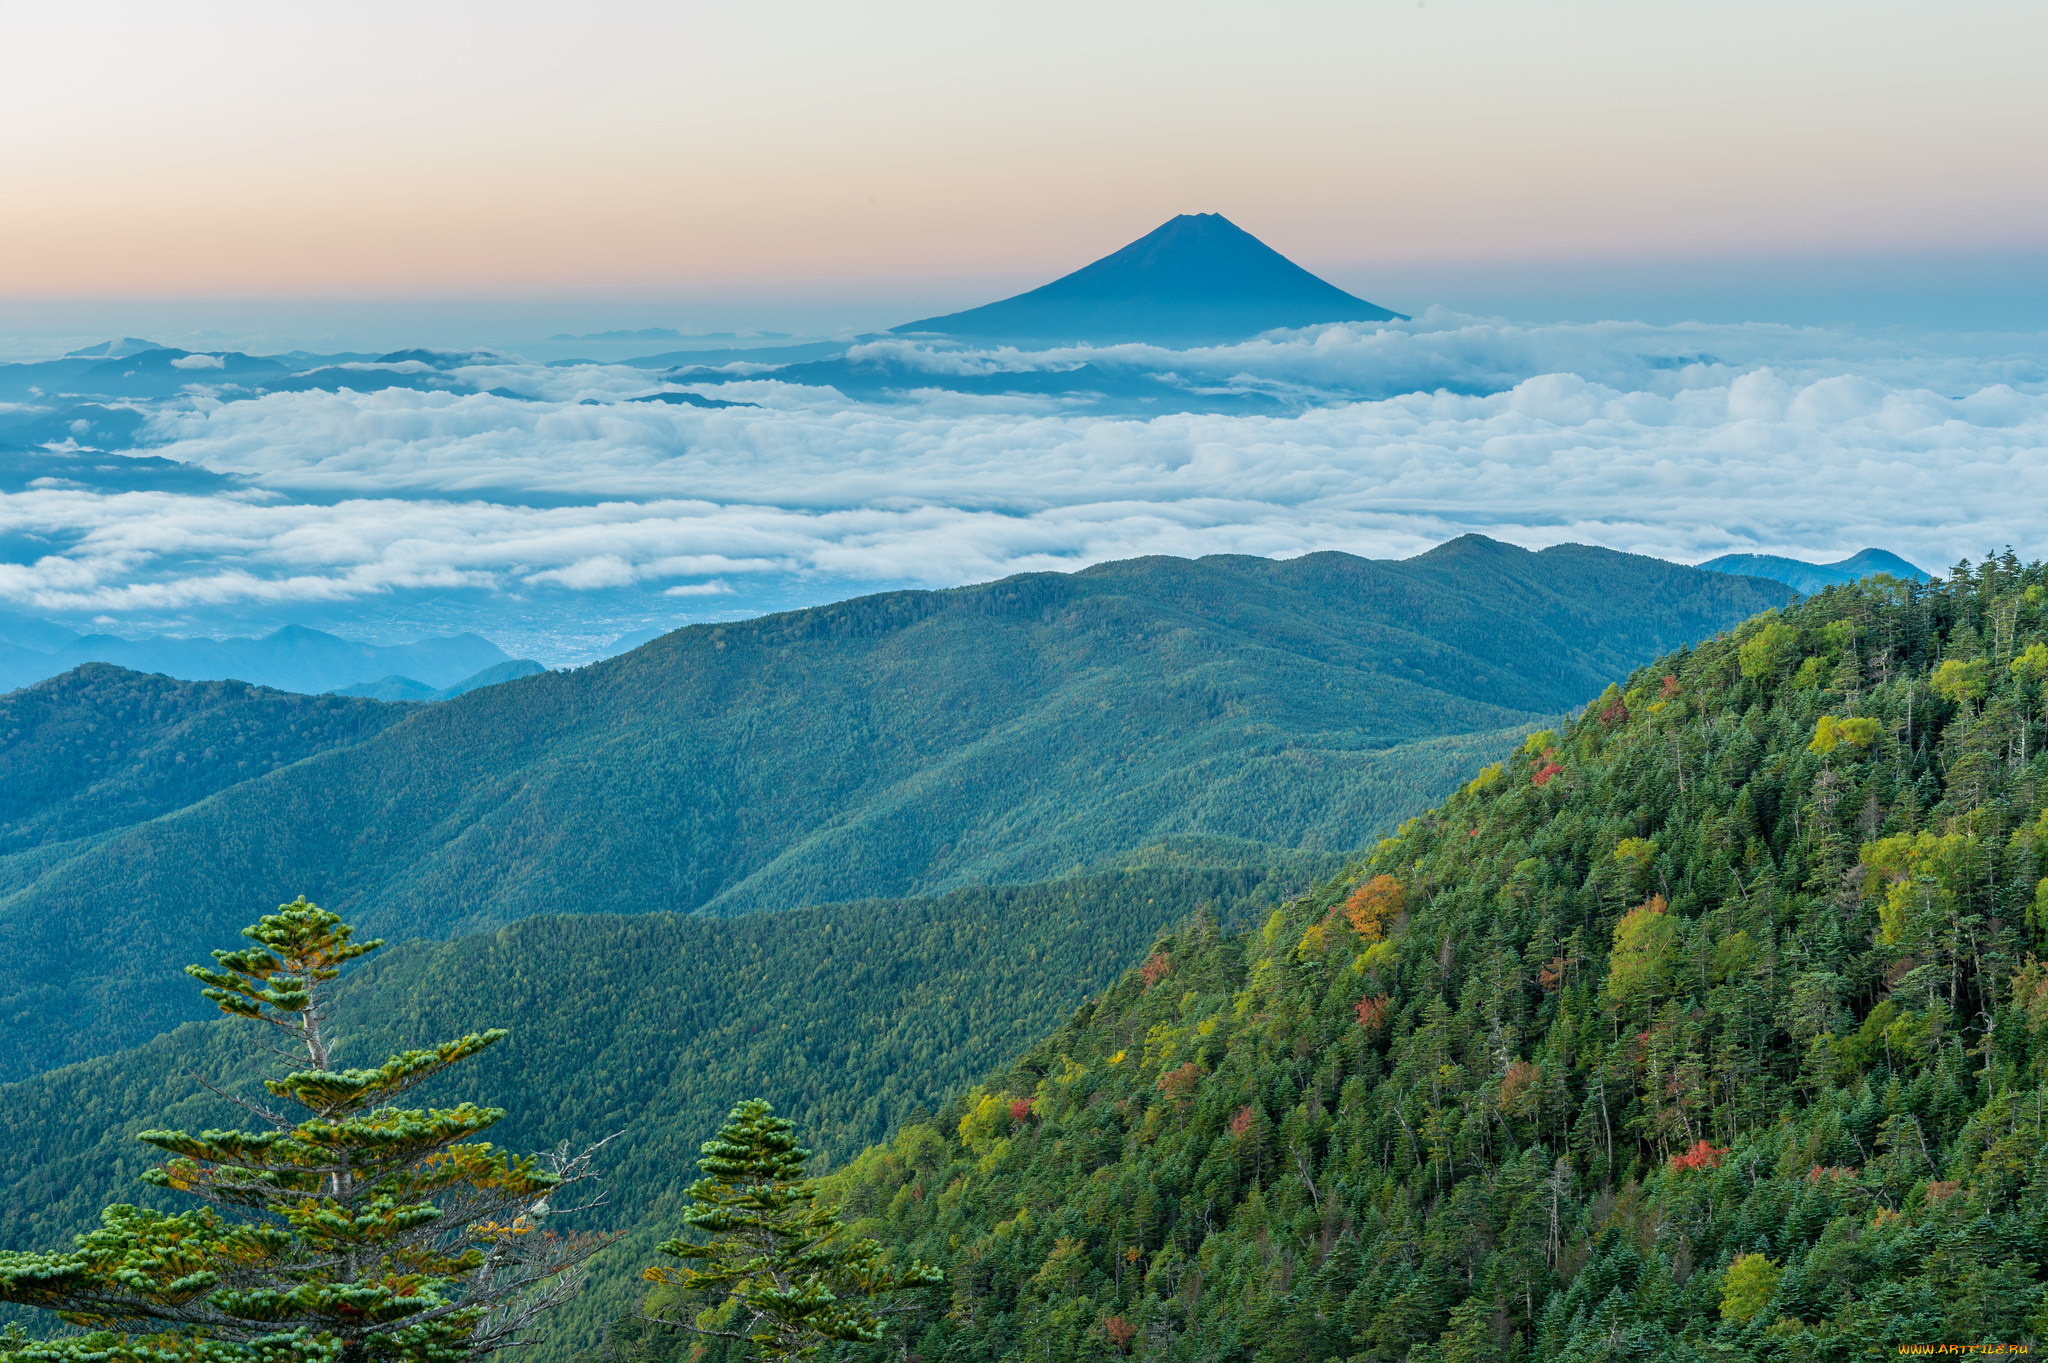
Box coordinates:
[0,314,2042,660]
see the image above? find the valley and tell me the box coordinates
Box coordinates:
[7,541,2023,1363]
[0,537,1785,1079]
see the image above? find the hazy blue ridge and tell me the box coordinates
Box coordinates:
[329,658,547,703]
[0,621,514,696]
[0,346,501,410]
[0,538,1786,1078]
[1698,547,1931,594]
[60,338,165,359]
[0,440,236,493]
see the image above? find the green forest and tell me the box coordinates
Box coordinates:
[15,551,2034,1361]
[586,556,2045,1361]
[0,664,404,858]
[0,536,1783,1079]
[0,860,1318,1359]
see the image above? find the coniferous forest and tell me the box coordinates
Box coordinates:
[0,540,1783,1079]
[769,558,2048,1361]
[5,554,2047,1362]
[0,862,1319,1358]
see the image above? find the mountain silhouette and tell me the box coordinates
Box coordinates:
[895,212,1403,347]
[1699,547,1930,594]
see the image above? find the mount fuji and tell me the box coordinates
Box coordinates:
[894,212,1403,347]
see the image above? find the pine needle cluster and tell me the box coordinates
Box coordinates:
[0,899,617,1363]
[642,1100,940,1359]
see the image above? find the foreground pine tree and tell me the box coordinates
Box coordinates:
[641,1099,940,1360]
[0,897,614,1363]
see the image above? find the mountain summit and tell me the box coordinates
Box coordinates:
[894,212,1403,347]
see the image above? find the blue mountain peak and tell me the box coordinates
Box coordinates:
[895,213,1403,347]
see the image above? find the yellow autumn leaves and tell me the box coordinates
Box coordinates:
[1808,714,1881,755]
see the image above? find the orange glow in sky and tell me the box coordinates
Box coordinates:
[4,0,2044,297]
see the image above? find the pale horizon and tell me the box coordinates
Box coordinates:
[5,0,2045,298]
[0,0,2041,658]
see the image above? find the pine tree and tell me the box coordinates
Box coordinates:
[642,1099,940,1359]
[0,897,615,1363]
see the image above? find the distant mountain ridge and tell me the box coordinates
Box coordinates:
[61,338,164,359]
[0,535,1788,1078]
[895,213,1403,347]
[1700,547,1930,594]
[0,619,528,697]
[330,658,548,702]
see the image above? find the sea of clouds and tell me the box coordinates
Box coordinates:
[1,311,2042,661]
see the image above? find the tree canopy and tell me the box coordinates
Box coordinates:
[727,558,2048,1360]
[0,899,612,1363]
[640,1100,940,1359]
[0,542,1784,1080]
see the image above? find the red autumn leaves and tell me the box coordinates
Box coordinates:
[1668,1139,1729,1172]
[1354,994,1391,1032]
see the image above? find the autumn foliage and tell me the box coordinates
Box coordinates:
[1156,1060,1203,1101]
[1499,1060,1540,1112]
[1139,952,1172,990]
[1344,875,1405,941]
[1605,896,1677,1006]
[1537,952,1577,991]
[1355,993,1391,1032]
[1668,1139,1729,1172]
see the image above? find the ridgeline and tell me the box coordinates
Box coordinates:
[0,538,1785,1078]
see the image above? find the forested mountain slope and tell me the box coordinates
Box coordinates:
[758,556,2048,1361]
[0,862,1311,1359]
[0,537,1786,1077]
[0,665,405,856]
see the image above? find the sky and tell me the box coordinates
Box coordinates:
[0,1,2042,662]
[3,0,2046,309]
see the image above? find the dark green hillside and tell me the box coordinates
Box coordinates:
[0,663,404,854]
[756,556,2048,1361]
[0,863,1308,1358]
[0,538,1785,1077]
